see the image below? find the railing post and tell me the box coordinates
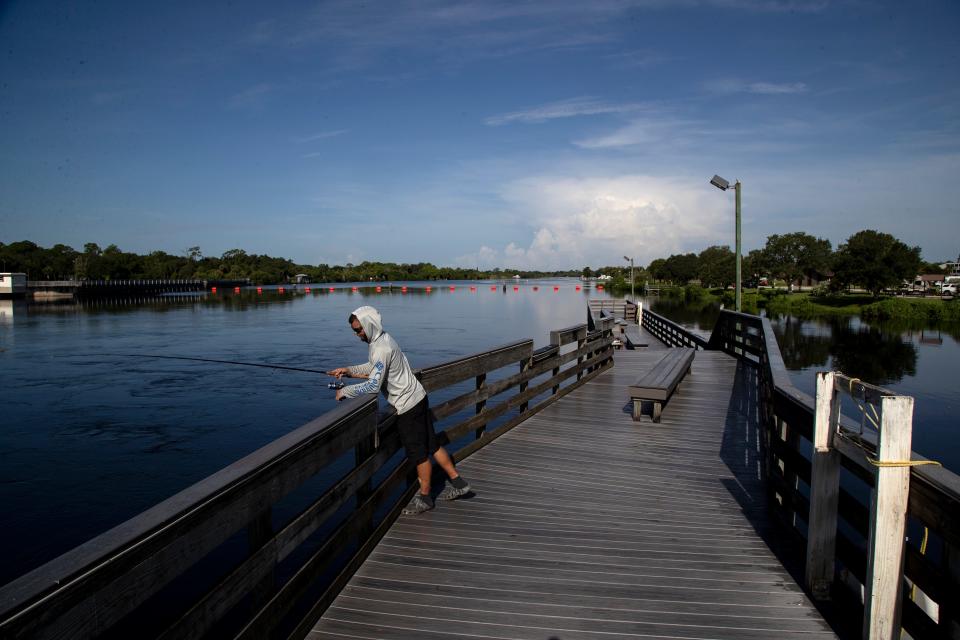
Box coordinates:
[354,410,378,539]
[247,507,275,611]
[863,395,913,640]
[475,373,486,439]
[576,332,586,382]
[520,358,531,411]
[806,372,841,600]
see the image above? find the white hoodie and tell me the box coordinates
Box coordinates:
[340,306,426,414]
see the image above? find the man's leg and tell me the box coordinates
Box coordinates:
[434,446,472,500]
[431,446,459,480]
[403,457,435,515]
[416,458,433,495]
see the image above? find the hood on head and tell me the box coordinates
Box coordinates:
[352,305,383,342]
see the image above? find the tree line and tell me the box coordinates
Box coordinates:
[638,229,933,297]
[0,241,581,285]
[0,229,934,296]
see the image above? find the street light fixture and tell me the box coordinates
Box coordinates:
[709,175,742,312]
[623,256,634,299]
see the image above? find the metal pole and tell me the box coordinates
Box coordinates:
[735,180,742,312]
[630,258,634,299]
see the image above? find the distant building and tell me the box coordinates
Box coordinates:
[293,274,310,284]
[940,254,959,281]
[0,273,27,298]
[904,274,944,294]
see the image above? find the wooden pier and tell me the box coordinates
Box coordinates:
[313,334,836,639]
[1,309,957,640]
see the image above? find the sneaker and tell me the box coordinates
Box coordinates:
[437,483,472,501]
[402,494,434,515]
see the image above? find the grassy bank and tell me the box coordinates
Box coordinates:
[762,291,960,322]
[657,286,960,323]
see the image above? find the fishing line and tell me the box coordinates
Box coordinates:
[78,353,333,376]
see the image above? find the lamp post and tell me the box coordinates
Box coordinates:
[623,256,634,299]
[709,175,742,312]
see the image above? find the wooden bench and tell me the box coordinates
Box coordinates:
[629,348,695,422]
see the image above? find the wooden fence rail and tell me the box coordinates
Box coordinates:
[0,317,615,639]
[642,307,960,640]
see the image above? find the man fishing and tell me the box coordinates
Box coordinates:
[327,305,472,515]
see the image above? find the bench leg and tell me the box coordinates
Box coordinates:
[632,399,642,421]
[652,402,662,423]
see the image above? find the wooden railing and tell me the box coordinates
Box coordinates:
[640,306,709,350]
[0,318,614,639]
[643,307,960,639]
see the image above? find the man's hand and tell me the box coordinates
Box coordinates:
[335,388,344,401]
[327,367,350,379]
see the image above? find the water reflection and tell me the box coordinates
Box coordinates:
[770,315,833,371]
[769,316,918,386]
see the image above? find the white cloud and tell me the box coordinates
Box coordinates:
[706,78,808,95]
[297,129,349,143]
[573,116,702,149]
[485,97,646,126]
[459,174,728,270]
[227,83,274,110]
[749,82,808,94]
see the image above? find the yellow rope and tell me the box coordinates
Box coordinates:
[910,527,931,601]
[866,458,942,468]
[846,377,880,432]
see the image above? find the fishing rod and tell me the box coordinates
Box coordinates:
[91,353,329,375]
[72,354,350,388]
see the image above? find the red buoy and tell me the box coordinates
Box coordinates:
[329,287,334,292]
[376,286,382,292]
[513,286,519,291]
[554,286,559,291]
[305,287,311,292]
[279,287,285,293]
[401,285,408,292]
[490,286,496,291]
[426,286,432,292]
[351,286,358,292]
[234,286,241,293]
[449,286,455,291]
[576,285,581,291]
[470,286,476,292]
[597,285,604,291]
[532,286,538,291]
[257,287,262,294]
[211,286,217,293]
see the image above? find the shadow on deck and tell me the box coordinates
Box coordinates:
[312,332,846,639]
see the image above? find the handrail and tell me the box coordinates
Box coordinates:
[642,306,960,638]
[0,319,615,639]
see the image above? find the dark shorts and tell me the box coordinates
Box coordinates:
[396,396,438,465]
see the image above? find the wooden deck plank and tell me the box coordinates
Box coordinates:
[312,327,837,639]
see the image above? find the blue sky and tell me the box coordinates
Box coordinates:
[1,0,958,270]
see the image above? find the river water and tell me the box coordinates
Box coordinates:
[1,283,957,586]
[0,279,602,585]
[648,297,959,476]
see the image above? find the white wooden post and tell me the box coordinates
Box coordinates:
[806,372,842,600]
[863,395,914,640]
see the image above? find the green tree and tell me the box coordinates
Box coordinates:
[743,248,770,284]
[646,258,667,281]
[832,230,922,297]
[762,232,832,290]
[697,245,735,288]
[662,253,699,284]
